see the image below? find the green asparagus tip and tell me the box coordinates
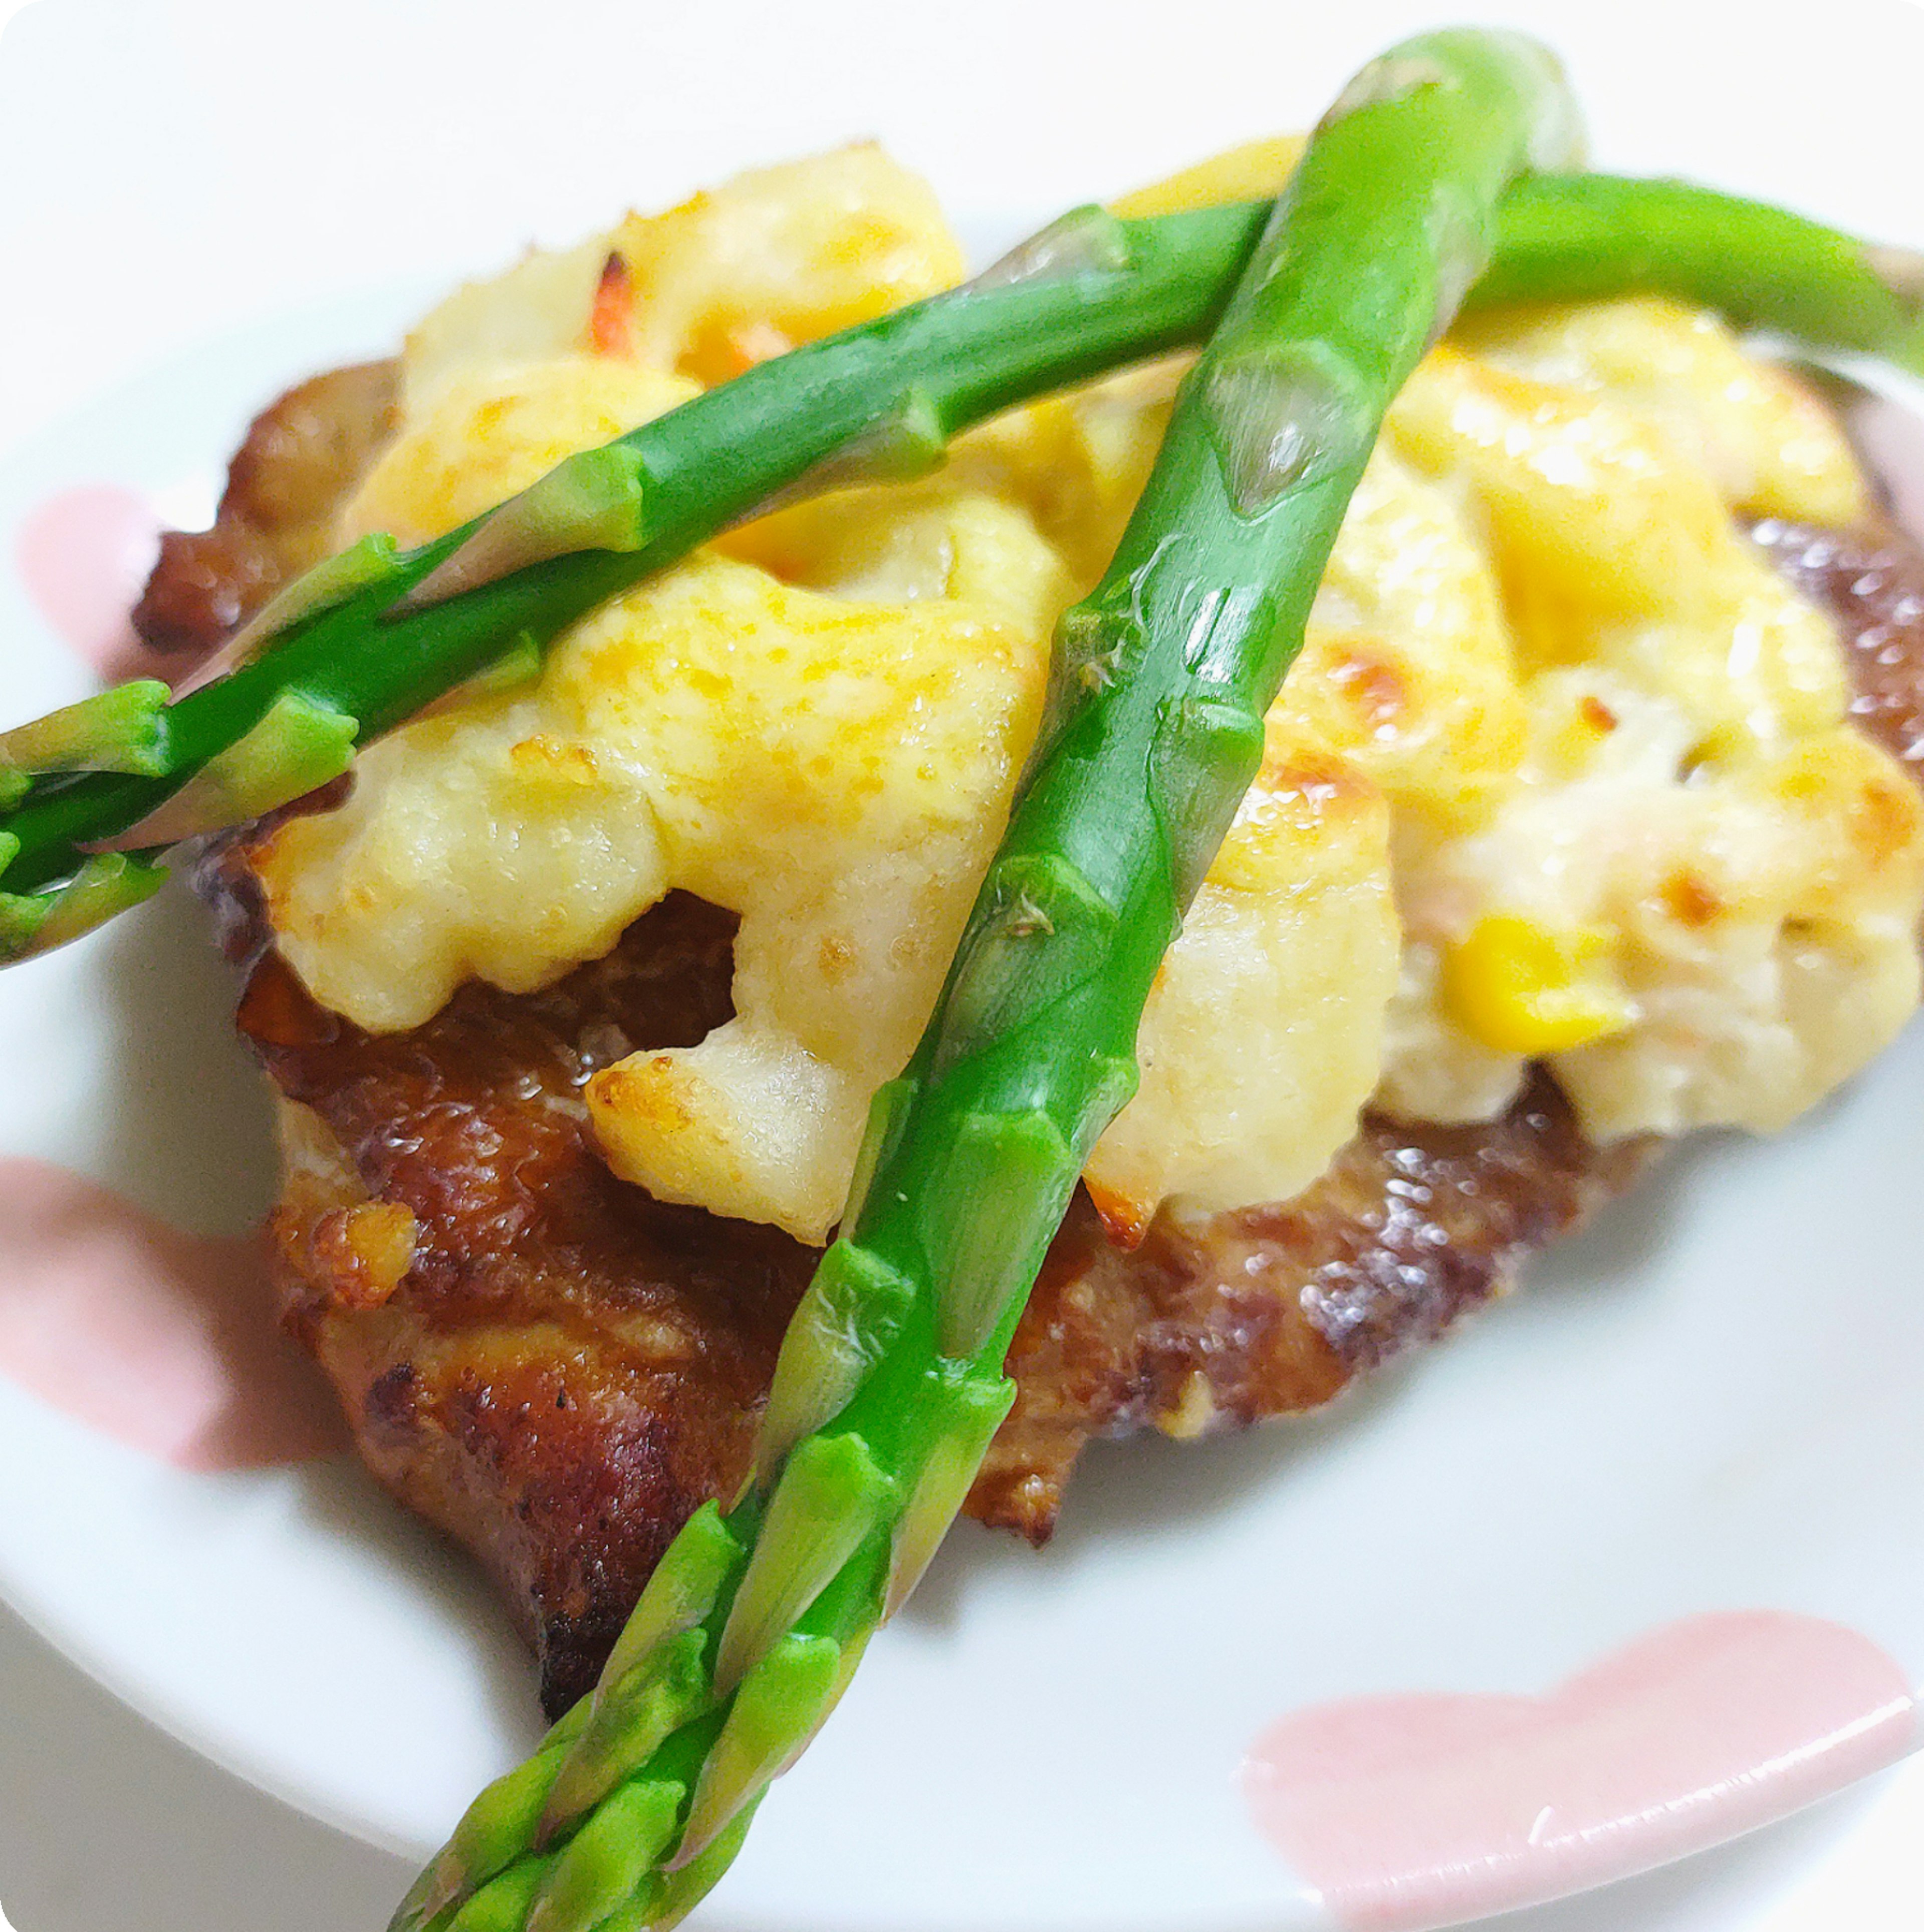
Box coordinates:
[0,680,171,785]
[882,1374,1015,1618]
[536,1630,705,1841]
[712,1433,892,1694]
[524,1778,682,1932]
[412,1706,596,1930]
[594,1502,742,1691]
[671,1633,841,1868]
[750,1239,913,1483]
[648,1797,763,1931]
[444,1855,550,1932]
[922,1109,1075,1359]
[90,689,357,852]
[0,852,165,964]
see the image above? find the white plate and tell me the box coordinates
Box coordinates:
[2,3,1922,1927]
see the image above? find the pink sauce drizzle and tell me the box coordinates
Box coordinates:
[1241,1610,1918,1931]
[14,484,163,685]
[0,1157,347,1471]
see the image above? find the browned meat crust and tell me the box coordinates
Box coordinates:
[970,1077,1655,1538]
[232,895,814,1709]
[166,362,1924,1715]
[974,511,1924,1534]
[131,361,399,659]
[230,882,1653,1712]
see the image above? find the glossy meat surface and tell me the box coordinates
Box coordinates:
[1750,514,1924,774]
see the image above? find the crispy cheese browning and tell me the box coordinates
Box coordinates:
[250,142,1924,1251]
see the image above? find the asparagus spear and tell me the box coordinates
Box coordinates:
[1477,172,1924,359]
[392,28,1579,1932]
[6,171,1923,959]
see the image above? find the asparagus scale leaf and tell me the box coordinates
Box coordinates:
[6,165,1924,953]
[393,28,1579,1930]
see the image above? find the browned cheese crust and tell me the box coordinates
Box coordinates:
[153,369,1924,1715]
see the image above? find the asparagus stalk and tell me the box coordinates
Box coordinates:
[0,198,1250,940]
[1477,172,1924,361]
[6,171,1924,959]
[392,29,1579,1932]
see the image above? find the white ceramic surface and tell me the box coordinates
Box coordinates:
[3,2,1923,1927]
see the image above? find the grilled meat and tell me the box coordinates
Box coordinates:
[229,893,809,1710]
[1751,516,1924,774]
[973,1075,1655,1539]
[131,360,398,659]
[155,362,1924,1715]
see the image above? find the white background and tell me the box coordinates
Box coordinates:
[1,0,1922,1927]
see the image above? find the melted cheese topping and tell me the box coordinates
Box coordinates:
[254,143,1924,1247]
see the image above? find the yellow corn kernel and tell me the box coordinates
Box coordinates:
[1442,915,1636,1056]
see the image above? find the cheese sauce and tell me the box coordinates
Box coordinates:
[251,143,1924,1244]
